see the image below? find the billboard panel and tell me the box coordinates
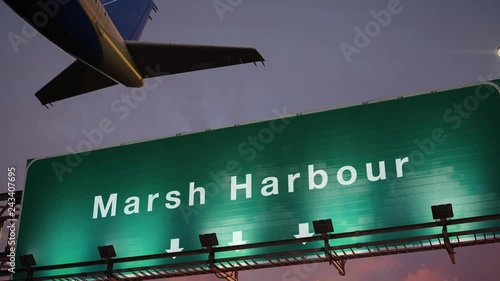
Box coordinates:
[15,80,500,278]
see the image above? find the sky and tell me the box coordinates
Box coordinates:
[1,0,500,280]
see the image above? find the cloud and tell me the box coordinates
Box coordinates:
[360,255,401,271]
[325,256,402,281]
[405,264,444,281]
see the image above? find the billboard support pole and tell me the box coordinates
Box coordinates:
[106,260,114,279]
[322,235,346,276]
[432,204,456,265]
[440,219,456,264]
[25,267,34,280]
[207,248,239,281]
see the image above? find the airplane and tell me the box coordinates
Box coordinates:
[3,0,265,106]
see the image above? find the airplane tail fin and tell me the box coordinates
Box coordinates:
[102,0,156,40]
[35,61,117,106]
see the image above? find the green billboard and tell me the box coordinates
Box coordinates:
[15,80,500,279]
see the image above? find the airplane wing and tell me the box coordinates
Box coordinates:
[35,60,117,106]
[125,41,265,78]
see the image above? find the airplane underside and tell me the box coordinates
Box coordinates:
[3,0,265,106]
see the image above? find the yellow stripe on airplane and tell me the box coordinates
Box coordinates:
[100,30,143,81]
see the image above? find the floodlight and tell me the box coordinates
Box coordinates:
[313,219,334,234]
[431,204,454,220]
[199,233,219,248]
[98,245,116,259]
[497,46,500,57]
[20,254,36,267]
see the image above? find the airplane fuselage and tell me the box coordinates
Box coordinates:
[4,0,144,87]
[4,0,264,106]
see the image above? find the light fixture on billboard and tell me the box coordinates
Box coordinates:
[20,254,36,267]
[199,233,219,248]
[98,245,117,259]
[431,204,456,265]
[20,254,36,279]
[497,46,500,57]
[431,204,454,221]
[313,219,334,235]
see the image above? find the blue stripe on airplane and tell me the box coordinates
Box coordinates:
[101,0,154,40]
[4,0,103,66]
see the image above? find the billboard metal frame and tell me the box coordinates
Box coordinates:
[6,80,500,280]
[2,189,498,281]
